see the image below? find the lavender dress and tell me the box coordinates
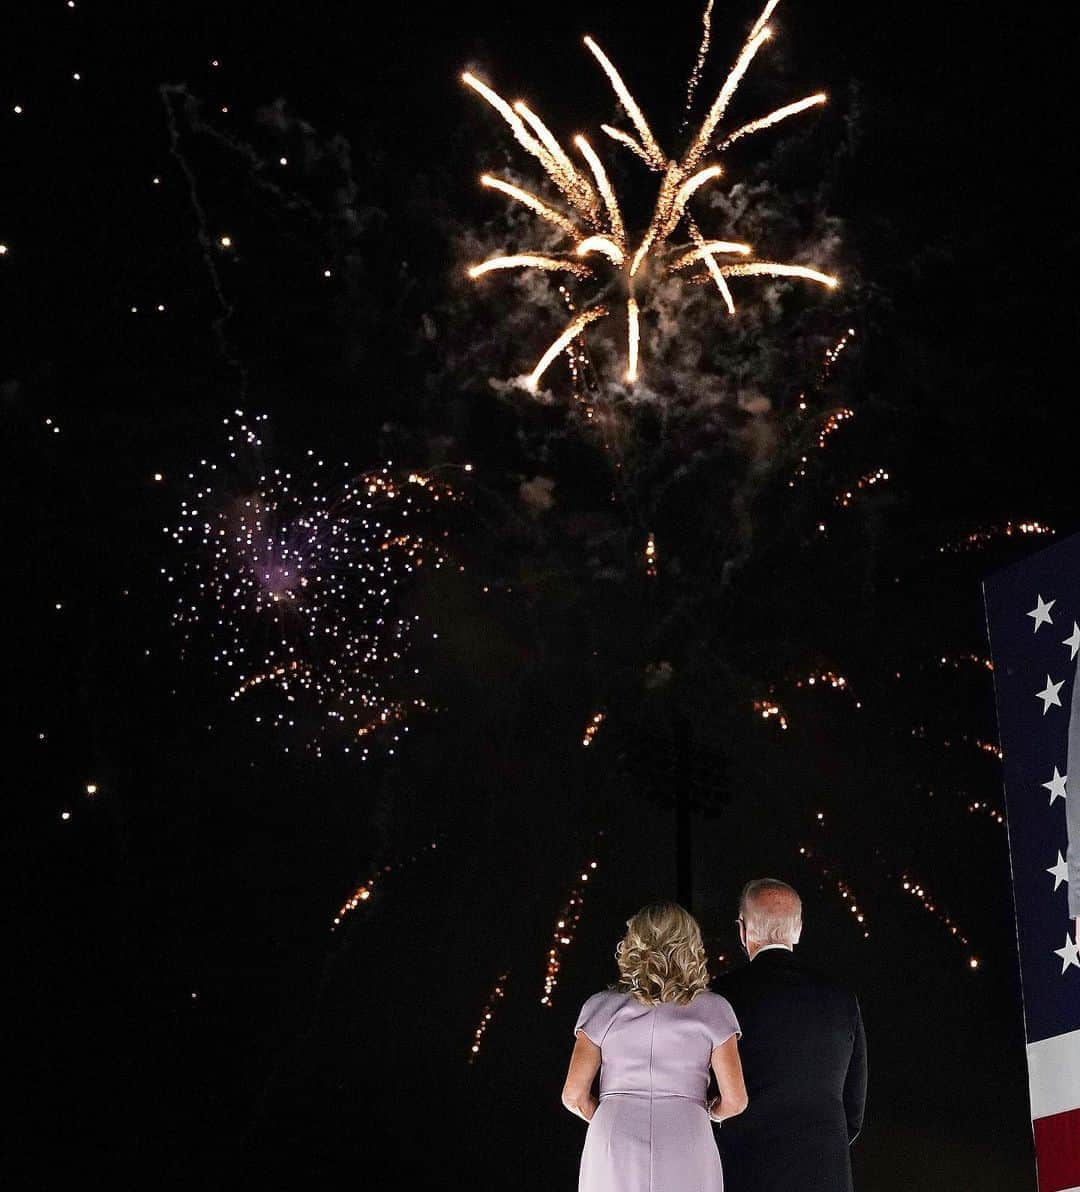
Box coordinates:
[573,989,741,1192]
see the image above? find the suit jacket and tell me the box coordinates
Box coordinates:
[713,948,866,1192]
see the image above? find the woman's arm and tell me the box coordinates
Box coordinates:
[708,1035,749,1122]
[561,1031,601,1122]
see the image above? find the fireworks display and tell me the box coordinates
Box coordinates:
[9,0,1070,1179]
[541,845,602,1007]
[463,0,836,392]
[167,411,460,758]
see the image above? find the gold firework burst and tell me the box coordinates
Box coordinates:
[463,0,837,393]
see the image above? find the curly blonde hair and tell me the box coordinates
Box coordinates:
[615,902,711,1006]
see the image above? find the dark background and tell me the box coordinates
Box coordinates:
[3,1,1077,1187]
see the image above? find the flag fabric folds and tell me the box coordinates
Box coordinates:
[985,534,1080,1192]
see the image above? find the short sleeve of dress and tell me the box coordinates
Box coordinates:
[703,992,741,1049]
[574,990,623,1046]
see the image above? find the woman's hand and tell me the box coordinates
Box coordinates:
[571,1093,599,1123]
[561,1089,598,1122]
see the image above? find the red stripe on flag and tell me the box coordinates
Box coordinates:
[1034,1106,1080,1191]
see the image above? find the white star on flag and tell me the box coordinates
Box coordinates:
[1065,621,1080,661]
[1054,932,1080,975]
[1028,594,1056,632]
[1037,675,1065,715]
[1048,852,1070,891]
[1043,766,1068,805]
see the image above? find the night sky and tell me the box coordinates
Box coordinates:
[4,2,1076,1187]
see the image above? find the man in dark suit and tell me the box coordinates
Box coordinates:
[713,878,867,1192]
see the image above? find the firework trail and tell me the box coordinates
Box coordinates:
[682,0,715,128]
[463,0,836,392]
[804,820,979,966]
[797,841,870,940]
[331,840,441,932]
[788,328,858,485]
[909,725,1003,761]
[541,839,603,1007]
[753,670,860,730]
[834,466,890,508]
[581,711,606,748]
[897,869,979,967]
[752,697,789,730]
[936,521,1054,554]
[468,972,510,1064]
[167,411,461,758]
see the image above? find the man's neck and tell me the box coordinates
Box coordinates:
[748,942,794,961]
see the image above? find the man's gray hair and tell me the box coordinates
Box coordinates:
[739,878,803,946]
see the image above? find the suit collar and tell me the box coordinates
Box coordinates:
[750,946,797,964]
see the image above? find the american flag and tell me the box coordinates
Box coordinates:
[985,535,1080,1192]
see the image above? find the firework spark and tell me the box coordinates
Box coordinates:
[168,411,459,758]
[464,0,836,391]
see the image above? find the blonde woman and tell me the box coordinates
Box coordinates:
[561,902,748,1191]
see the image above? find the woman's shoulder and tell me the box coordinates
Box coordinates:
[690,989,738,1016]
[691,989,742,1042]
[583,987,631,1010]
[574,988,633,1044]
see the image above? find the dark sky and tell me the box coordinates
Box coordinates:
[4,2,1077,1188]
